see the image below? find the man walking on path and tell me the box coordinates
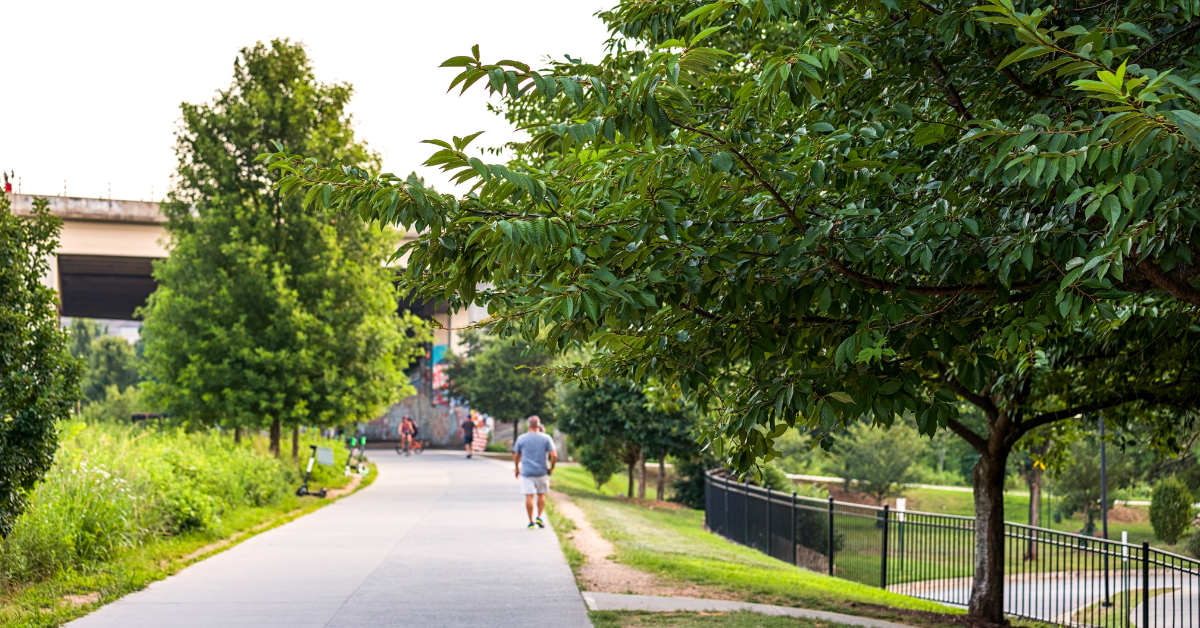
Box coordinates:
[461,415,475,459]
[513,416,556,529]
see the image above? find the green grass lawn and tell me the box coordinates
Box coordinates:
[552,467,970,628]
[873,486,1185,555]
[589,610,879,628]
[0,464,375,628]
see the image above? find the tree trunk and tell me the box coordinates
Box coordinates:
[656,456,665,501]
[1024,465,1042,561]
[637,451,647,499]
[270,417,281,458]
[234,425,242,444]
[627,458,636,498]
[969,447,1009,623]
[292,426,300,460]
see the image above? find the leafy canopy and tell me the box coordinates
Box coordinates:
[264,1,1200,475]
[446,330,555,425]
[0,195,81,536]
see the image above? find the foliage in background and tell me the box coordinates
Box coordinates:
[0,194,82,537]
[67,319,142,406]
[1050,437,1136,533]
[838,422,923,505]
[446,329,555,430]
[558,378,696,497]
[0,421,350,586]
[1149,475,1194,545]
[267,1,1200,620]
[670,451,718,509]
[141,39,427,455]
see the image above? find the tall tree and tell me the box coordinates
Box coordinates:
[0,195,81,536]
[268,1,1200,621]
[142,40,426,456]
[446,330,555,438]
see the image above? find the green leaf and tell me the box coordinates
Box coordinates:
[711,152,734,172]
[827,391,853,404]
[810,161,825,186]
[1169,109,1200,151]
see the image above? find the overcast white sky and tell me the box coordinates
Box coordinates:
[0,1,611,201]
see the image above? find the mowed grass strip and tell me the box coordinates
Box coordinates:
[589,610,883,628]
[552,466,963,626]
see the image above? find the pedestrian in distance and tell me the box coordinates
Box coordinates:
[462,414,475,459]
[512,415,556,529]
[399,415,416,456]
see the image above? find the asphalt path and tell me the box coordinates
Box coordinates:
[68,450,591,628]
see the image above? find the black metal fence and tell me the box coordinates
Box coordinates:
[704,470,1199,627]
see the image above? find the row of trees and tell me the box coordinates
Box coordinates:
[268,0,1200,621]
[2,39,431,533]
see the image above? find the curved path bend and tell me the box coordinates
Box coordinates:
[68,450,591,628]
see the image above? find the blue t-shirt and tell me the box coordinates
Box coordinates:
[513,432,556,477]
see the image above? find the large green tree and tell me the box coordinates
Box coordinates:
[446,330,555,437]
[142,40,426,457]
[558,379,695,498]
[268,1,1200,621]
[0,195,81,536]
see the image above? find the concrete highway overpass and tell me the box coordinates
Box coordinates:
[12,194,167,321]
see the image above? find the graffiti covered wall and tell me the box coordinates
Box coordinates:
[366,371,468,447]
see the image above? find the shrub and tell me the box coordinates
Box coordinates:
[0,451,140,583]
[1150,476,1195,545]
[1186,529,1200,560]
[0,421,345,586]
[669,453,718,510]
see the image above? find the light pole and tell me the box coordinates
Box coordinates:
[1100,414,1112,606]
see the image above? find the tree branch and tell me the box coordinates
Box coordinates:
[947,417,989,454]
[986,51,1052,99]
[1135,19,1200,64]
[928,56,970,120]
[829,259,1043,295]
[1134,259,1200,307]
[938,366,1000,418]
[1015,390,1166,438]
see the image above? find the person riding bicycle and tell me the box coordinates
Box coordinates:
[399,415,417,455]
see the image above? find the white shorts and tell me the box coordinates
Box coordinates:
[519,475,550,495]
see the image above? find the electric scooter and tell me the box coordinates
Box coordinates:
[343,437,360,476]
[296,445,328,498]
[356,438,369,475]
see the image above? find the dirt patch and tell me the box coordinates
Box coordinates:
[549,490,737,600]
[1106,504,1146,523]
[62,592,100,607]
[325,472,362,499]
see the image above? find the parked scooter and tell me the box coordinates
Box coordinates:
[296,445,329,498]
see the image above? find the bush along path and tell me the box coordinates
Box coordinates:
[0,422,369,628]
[548,466,1004,628]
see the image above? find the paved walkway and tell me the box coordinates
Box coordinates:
[68,450,591,628]
[583,592,914,627]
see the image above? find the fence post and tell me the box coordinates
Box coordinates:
[742,478,748,545]
[1141,541,1150,628]
[791,491,798,567]
[827,495,835,576]
[766,486,772,557]
[880,504,890,589]
[723,475,729,537]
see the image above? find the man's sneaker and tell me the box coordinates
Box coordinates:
[535,517,545,528]
[527,522,537,529]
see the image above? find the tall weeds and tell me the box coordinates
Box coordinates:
[0,422,348,586]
